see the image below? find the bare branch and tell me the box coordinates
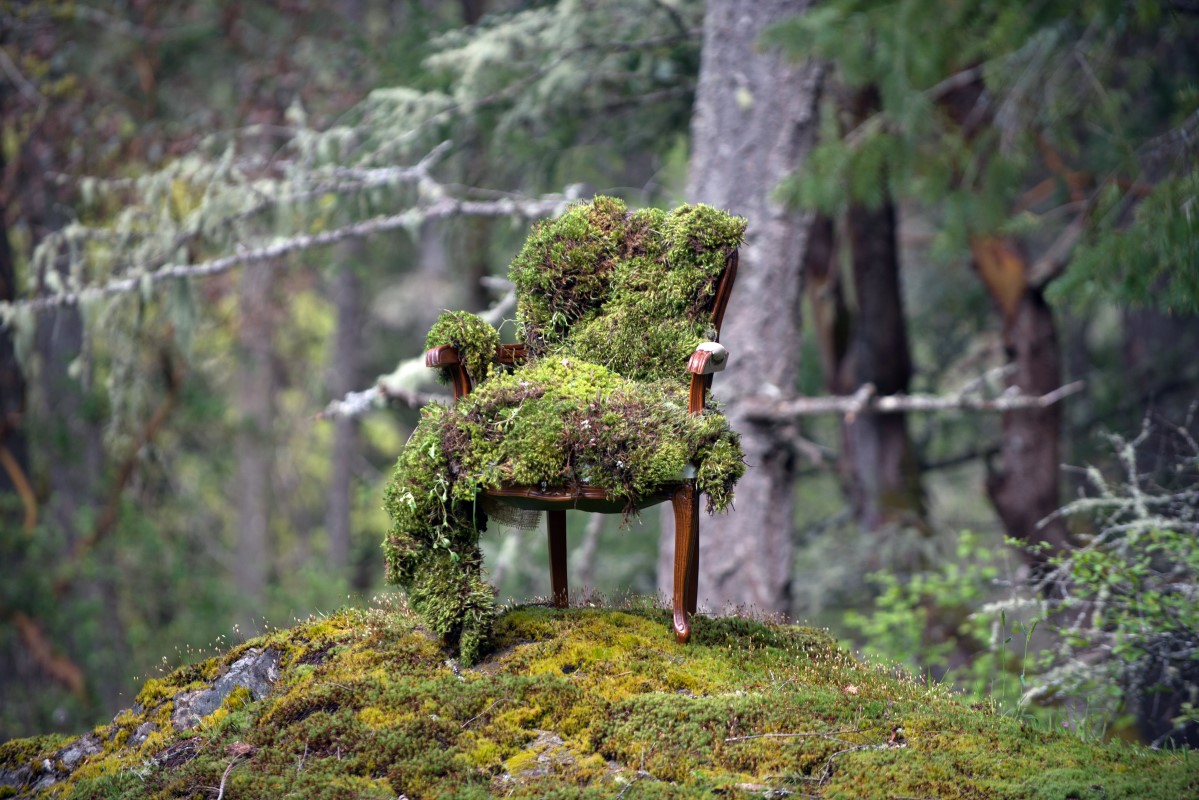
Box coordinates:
[0,191,570,318]
[742,381,1085,424]
[0,47,43,103]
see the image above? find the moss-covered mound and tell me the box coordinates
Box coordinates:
[2,601,1194,800]
[384,198,747,664]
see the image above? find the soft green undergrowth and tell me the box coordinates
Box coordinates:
[2,600,1194,800]
[385,198,747,663]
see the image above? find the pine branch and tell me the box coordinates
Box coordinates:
[741,381,1085,423]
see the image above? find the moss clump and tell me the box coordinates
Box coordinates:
[384,198,747,664]
[509,198,745,377]
[5,602,1195,800]
[425,310,501,388]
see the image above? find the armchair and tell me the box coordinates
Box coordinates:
[384,197,746,663]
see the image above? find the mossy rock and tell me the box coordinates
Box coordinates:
[3,600,1194,799]
[386,198,748,664]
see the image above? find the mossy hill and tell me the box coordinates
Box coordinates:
[2,600,1195,799]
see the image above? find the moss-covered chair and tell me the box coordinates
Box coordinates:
[385,197,745,663]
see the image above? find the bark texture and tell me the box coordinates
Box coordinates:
[985,286,1070,558]
[843,198,926,530]
[658,0,822,616]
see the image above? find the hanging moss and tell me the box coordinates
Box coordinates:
[385,197,747,664]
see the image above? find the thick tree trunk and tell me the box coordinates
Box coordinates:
[234,261,277,627]
[843,198,926,530]
[325,249,363,578]
[972,237,1070,561]
[658,0,822,616]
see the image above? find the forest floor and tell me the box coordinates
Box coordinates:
[1,596,1195,799]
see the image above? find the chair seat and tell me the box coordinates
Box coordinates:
[484,483,679,514]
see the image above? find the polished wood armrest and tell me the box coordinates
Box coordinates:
[425,342,531,400]
[425,344,471,400]
[686,342,730,414]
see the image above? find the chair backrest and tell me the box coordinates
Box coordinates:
[509,197,745,385]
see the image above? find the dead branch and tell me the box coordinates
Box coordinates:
[318,288,515,421]
[2,193,567,317]
[742,381,1084,424]
[10,610,86,695]
[0,442,37,533]
[725,726,876,743]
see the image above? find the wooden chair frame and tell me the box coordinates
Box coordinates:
[424,251,738,643]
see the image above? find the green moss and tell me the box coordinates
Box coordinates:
[0,734,71,771]
[2,603,1194,799]
[426,310,501,387]
[385,198,748,662]
[509,198,745,377]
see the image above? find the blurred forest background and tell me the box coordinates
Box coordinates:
[2,0,1198,749]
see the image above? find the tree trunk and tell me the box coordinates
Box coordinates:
[0,140,28,528]
[234,260,277,628]
[843,196,926,531]
[325,248,363,579]
[805,88,926,532]
[659,0,823,616]
[972,238,1070,561]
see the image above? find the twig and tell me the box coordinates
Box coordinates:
[0,47,43,103]
[844,383,876,424]
[215,758,240,800]
[0,443,37,533]
[461,698,504,729]
[7,610,86,694]
[319,285,514,421]
[818,743,887,784]
[615,770,653,799]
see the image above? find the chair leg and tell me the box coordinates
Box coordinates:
[671,483,699,643]
[685,498,699,617]
[547,509,568,608]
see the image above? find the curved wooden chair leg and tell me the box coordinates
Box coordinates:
[685,503,699,617]
[671,483,699,643]
[547,509,568,608]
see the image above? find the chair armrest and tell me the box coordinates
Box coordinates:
[425,343,530,401]
[425,345,472,400]
[425,344,461,368]
[687,342,729,375]
[686,342,730,413]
